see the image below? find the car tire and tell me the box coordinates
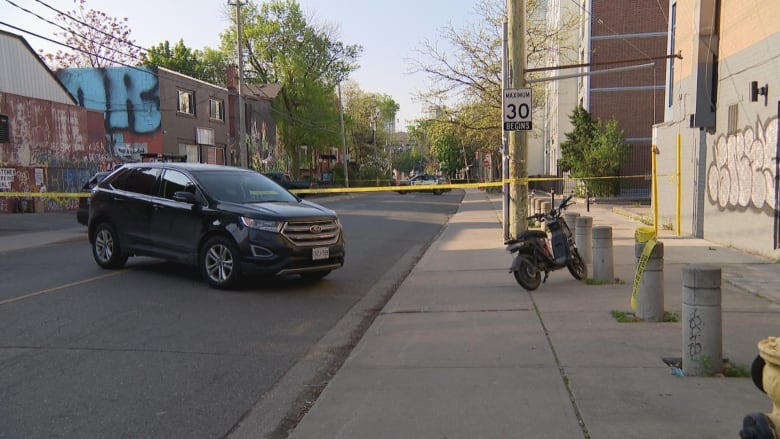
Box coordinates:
[300,270,331,281]
[200,236,242,289]
[92,222,128,269]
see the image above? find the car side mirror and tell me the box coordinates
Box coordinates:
[173,191,197,204]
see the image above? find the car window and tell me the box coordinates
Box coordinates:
[195,170,297,203]
[107,167,160,195]
[160,169,197,200]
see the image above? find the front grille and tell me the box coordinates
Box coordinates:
[282,219,340,247]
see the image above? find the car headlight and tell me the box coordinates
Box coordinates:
[240,216,282,232]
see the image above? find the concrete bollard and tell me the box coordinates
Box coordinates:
[682,265,722,376]
[591,226,614,283]
[541,201,551,216]
[532,198,542,215]
[634,241,664,321]
[575,216,593,264]
[564,212,580,240]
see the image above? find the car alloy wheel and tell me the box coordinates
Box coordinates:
[201,236,241,289]
[92,223,127,269]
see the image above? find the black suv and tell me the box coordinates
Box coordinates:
[87,163,345,289]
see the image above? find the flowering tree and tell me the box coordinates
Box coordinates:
[39,0,143,68]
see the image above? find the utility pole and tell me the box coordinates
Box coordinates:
[507,0,528,238]
[338,81,349,187]
[229,0,247,168]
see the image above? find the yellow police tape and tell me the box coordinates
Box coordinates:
[0,174,661,198]
[631,238,658,312]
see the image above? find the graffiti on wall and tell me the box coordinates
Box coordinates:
[58,67,161,134]
[707,116,778,214]
[57,67,160,159]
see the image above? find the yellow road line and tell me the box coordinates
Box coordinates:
[0,270,129,306]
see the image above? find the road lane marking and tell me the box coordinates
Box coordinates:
[0,270,129,306]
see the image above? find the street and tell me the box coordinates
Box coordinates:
[0,190,464,439]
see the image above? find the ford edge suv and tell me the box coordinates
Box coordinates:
[87,163,345,289]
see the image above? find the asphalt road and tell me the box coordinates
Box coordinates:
[0,190,465,439]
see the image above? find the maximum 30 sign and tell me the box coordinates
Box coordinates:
[503,88,532,131]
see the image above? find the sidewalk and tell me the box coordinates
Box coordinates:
[0,211,86,253]
[285,189,780,439]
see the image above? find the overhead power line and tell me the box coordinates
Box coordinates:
[32,0,147,53]
[0,21,152,74]
[4,0,143,63]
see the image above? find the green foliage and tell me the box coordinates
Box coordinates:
[141,39,205,80]
[559,105,626,196]
[220,0,362,176]
[341,82,398,171]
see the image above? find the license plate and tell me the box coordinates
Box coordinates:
[312,247,329,260]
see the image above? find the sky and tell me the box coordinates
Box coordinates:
[0,0,481,128]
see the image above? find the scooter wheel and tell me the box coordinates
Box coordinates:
[513,256,542,290]
[566,249,587,281]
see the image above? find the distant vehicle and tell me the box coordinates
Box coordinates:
[262,172,315,195]
[395,173,451,195]
[140,153,187,163]
[76,171,111,226]
[88,163,345,289]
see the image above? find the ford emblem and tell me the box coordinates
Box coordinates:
[309,225,323,233]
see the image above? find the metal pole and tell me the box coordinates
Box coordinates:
[338,81,349,187]
[502,19,510,241]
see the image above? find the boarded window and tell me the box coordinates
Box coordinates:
[0,114,9,143]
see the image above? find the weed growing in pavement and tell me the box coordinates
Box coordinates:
[610,309,639,322]
[585,277,625,285]
[722,361,751,377]
[661,311,678,322]
[610,309,678,323]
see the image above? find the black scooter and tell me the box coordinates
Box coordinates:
[505,194,587,290]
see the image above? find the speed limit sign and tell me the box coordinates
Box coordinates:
[503,88,532,131]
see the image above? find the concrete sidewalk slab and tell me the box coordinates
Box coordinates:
[288,189,780,439]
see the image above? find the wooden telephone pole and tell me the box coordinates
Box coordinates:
[507,0,528,238]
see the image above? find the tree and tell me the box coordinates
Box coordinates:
[339,82,399,183]
[558,106,626,196]
[39,0,143,68]
[408,0,579,155]
[141,39,203,78]
[221,0,362,176]
[141,40,231,85]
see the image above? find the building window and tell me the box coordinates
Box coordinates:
[209,99,225,121]
[667,2,677,108]
[727,104,738,135]
[0,114,9,143]
[178,90,195,115]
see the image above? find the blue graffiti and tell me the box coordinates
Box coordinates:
[57,67,161,134]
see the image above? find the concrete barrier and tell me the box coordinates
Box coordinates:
[592,226,614,283]
[634,241,664,321]
[564,212,580,240]
[575,216,593,264]
[682,265,722,376]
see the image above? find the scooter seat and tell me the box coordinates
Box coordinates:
[517,230,547,240]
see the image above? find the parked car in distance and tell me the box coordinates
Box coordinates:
[262,172,315,195]
[76,171,111,226]
[395,173,451,195]
[88,163,345,289]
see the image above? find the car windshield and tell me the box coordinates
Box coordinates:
[194,170,298,204]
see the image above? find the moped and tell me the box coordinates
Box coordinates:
[505,194,587,290]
